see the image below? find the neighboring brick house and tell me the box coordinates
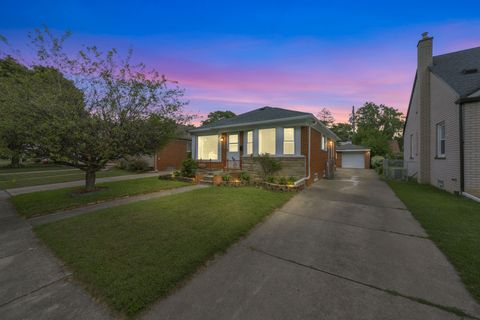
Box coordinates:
[403,33,480,200]
[336,144,370,169]
[155,127,192,171]
[189,107,338,185]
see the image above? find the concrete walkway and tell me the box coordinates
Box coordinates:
[0,190,112,320]
[143,169,480,320]
[6,172,163,196]
[29,184,209,226]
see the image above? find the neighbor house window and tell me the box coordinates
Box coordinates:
[436,122,446,158]
[228,133,238,152]
[283,128,295,155]
[247,131,253,155]
[197,135,218,160]
[409,134,414,159]
[258,128,276,155]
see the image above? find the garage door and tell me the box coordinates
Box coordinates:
[341,153,365,168]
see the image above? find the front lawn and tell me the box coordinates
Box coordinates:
[34,187,293,317]
[0,168,132,189]
[12,177,189,218]
[388,180,480,303]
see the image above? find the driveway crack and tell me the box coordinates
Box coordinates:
[246,245,478,320]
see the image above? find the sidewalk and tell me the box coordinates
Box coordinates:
[6,172,164,196]
[0,190,112,320]
[29,184,209,226]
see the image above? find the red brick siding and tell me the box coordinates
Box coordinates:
[336,152,342,168]
[364,151,370,169]
[156,139,189,171]
[301,127,328,186]
[335,151,370,169]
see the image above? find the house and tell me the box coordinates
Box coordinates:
[189,106,339,185]
[403,33,480,200]
[155,127,192,171]
[335,144,371,169]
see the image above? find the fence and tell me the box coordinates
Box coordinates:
[383,159,407,180]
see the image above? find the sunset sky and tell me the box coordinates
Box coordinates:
[1,1,479,124]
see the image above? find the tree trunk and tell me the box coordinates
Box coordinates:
[10,153,21,167]
[85,170,97,192]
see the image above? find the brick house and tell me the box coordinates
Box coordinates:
[155,127,192,171]
[403,33,480,200]
[335,144,371,169]
[189,107,339,185]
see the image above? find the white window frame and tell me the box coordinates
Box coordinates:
[321,136,327,151]
[246,131,253,155]
[436,122,446,158]
[228,133,239,152]
[283,128,295,155]
[197,135,219,160]
[258,128,276,155]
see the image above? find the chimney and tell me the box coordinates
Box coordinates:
[417,32,433,184]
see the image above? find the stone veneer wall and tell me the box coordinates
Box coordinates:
[463,102,480,198]
[241,156,306,180]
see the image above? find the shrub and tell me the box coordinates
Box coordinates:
[254,154,282,178]
[127,158,150,172]
[222,174,231,182]
[371,155,384,169]
[278,177,288,185]
[266,176,276,183]
[173,170,181,177]
[239,171,250,183]
[180,158,197,177]
[288,176,296,185]
[117,159,129,170]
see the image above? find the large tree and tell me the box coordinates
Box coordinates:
[2,27,190,191]
[316,107,335,127]
[330,123,353,142]
[201,110,236,126]
[352,102,404,156]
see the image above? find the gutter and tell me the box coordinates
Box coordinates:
[459,103,465,193]
[295,126,311,186]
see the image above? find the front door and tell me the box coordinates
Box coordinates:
[226,133,240,169]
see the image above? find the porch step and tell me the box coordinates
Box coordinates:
[200,174,215,185]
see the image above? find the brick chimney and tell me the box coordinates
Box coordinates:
[417,32,433,184]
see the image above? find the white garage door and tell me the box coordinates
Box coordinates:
[342,153,365,169]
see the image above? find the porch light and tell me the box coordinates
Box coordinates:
[220,136,225,142]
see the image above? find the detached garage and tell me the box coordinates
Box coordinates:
[336,144,370,169]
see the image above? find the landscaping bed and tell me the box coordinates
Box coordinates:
[11,177,189,218]
[34,187,294,317]
[388,180,480,304]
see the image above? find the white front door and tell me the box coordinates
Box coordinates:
[342,152,365,169]
[227,133,240,169]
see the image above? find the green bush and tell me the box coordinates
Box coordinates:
[371,155,384,169]
[254,154,282,179]
[127,158,150,172]
[266,176,276,183]
[180,158,197,177]
[222,174,231,182]
[239,171,250,183]
[173,170,181,177]
[288,176,296,185]
[278,177,288,185]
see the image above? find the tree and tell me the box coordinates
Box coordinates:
[316,107,335,127]
[330,123,353,142]
[7,27,190,191]
[352,102,404,156]
[201,110,236,126]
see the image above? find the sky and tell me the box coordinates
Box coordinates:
[1,1,480,124]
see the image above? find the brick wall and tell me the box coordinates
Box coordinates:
[156,139,189,171]
[336,152,342,168]
[364,151,371,169]
[241,156,306,180]
[463,102,480,197]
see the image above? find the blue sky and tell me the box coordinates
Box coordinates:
[1,1,480,122]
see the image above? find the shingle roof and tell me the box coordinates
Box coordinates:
[336,143,369,151]
[193,106,312,130]
[430,47,480,97]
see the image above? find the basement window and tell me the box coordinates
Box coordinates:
[436,122,446,158]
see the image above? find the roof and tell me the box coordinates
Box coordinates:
[190,106,339,140]
[195,106,312,130]
[430,47,480,98]
[336,143,370,152]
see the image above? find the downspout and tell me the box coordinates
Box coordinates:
[295,126,311,186]
[459,103,465,193]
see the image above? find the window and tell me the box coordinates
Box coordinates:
[258,128,276,155]
[436,122,446,158]
[228,133,238,152]
[247,131,253,155]
[321,136,327,151]
[409,134,413,159]
[283,128,295,155]
[197,135,218,160]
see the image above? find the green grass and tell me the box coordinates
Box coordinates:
[0,168,132,189]
[12,177,189,218]
[34,187,293,317]
[0,163,70,173]
[388,180,480,304]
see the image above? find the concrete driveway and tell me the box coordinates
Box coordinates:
[144,169,480,320]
